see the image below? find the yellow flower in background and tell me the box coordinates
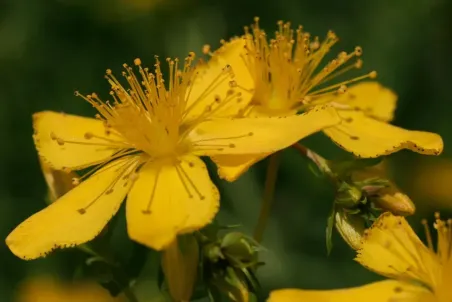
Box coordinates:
[409,158,452,210]
[15,276,125,302]
[6,41,340,259]
[212,18,443,181]
[268,212,452,302]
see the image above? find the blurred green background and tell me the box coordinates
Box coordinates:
[1,0,452,300]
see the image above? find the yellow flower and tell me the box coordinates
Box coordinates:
[6,41,340,260]
[268,212,452,302]
[212,18,443,181]
[409,158,452,209]
[15,276,125,302]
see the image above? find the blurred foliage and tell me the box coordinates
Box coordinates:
[1,0,452,300]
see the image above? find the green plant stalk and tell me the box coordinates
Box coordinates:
[253,152,282,243]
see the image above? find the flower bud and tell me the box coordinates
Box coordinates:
[335,182,363,207]
[353,165,415,216]
[161,236,199,302]
[221,232,257,263]
[201,231,260,301]
[334,211,366,250]
[369,185,415,216]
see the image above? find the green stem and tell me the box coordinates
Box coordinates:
[253,152,282,243]
[292,143,331,174]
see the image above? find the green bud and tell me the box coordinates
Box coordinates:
[334,211,366,250]
[203,243,223,263]
[201,231,261,301]
[335,182,363,207]
[162,235,199,302]
[212,267,250,302]
[221,232,257,263]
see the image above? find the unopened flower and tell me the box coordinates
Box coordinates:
[161,235,199,302]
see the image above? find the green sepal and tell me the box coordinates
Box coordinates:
[326,206,336,255]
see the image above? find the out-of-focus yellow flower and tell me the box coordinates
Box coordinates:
[409,158,452,209]
[212,18,443,181]
[268,212,452,302]
[6,41,335,260]
[15,276,125,302]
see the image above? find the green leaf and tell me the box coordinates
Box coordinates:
[326,206,336,256]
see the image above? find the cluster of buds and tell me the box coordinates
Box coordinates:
[333,162,415,249]
[197,225,262,302]
[306,150,415,251]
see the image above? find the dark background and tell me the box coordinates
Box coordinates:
[1,0,452,300]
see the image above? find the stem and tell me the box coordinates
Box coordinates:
[292,143,331,174]
[123,287,139,302]
[253,152,282,243]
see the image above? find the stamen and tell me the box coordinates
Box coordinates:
[422,219,434,252]
[76,149,141,183]
[174,164,194,199]
[240,18,377,112]
[76,157,139,214]
[309,71,377,96]
[141,166,161,214]
[176,162,205,200]
[182,65,233,119]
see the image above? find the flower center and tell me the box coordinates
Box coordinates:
[74,54,239,160]
[242,17,376,115]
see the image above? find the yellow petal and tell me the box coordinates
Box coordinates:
[191,106,340,156]
[39,157,77,202]
[438,258,452,301]
[212,153,268,181]
[332,82,397,122]
[356,212,440,287]
[323,111,443,158]
[267,280,425,302]
[34,111,125,170]
[334,211,365,250]
[6,157,135,260]
[184,38,254,122]
[126,155,219,250]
